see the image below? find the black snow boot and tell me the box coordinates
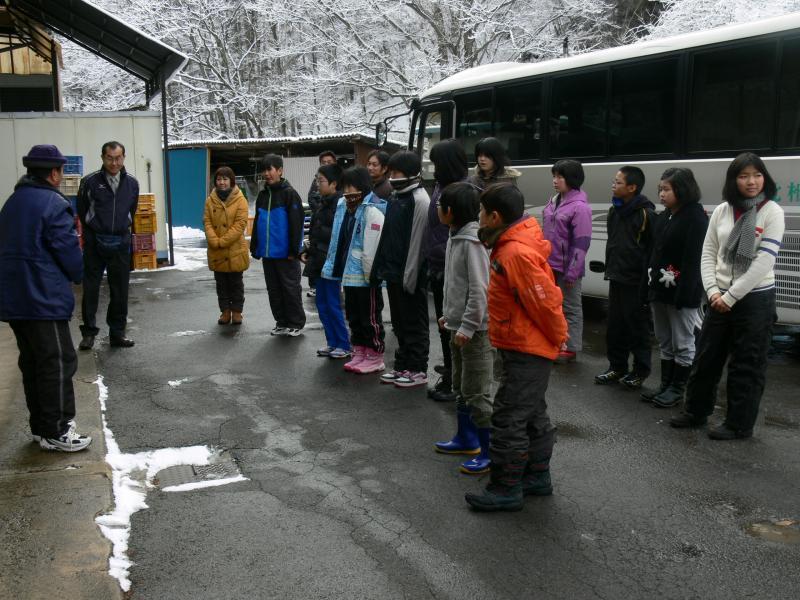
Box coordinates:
[465,457,525,512]
[653,364,691,408]
[522,454,553,497]
[641,359,674,402]
[427,372,456,402]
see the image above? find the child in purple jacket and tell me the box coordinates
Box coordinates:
[542,160,592,363]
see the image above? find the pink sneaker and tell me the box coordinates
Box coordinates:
[353,349,386,374]
[344,345,367,372]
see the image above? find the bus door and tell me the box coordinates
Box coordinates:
[413,102,454,183]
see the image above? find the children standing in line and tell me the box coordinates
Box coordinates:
[301,163,350,358]
[671,153,784,440]
[468,137,520,190]
[371,151,431,388]
[250,154,306,337]
[433,182,493,475]
[464,184,567,512]
[542,159,592,364]
[642,168,708,408]
[203,166,250,326]
[595,166,656,388]
[321,167,388,374]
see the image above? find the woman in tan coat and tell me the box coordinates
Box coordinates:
[203,166,250,325]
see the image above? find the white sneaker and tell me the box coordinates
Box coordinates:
[281,328,304,337]
[394,371,428,388]
[270,326,287,336]
[32,419,76,443]
[40,423,92,452]
[380,370,403,384]
[317,346,334,357]
[328,348,352,359]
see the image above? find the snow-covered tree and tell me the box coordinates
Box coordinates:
[645,0,800,38]
[60,0,634,140]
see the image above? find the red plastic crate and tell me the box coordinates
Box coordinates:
[131,233,156,252]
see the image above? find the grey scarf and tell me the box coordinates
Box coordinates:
[723,194,762,277]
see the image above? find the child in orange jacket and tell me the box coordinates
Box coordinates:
[465,183,568,512]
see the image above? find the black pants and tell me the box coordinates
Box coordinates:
[386,282,429,372]
[606,281,651,375]
[214,271,245,312]
[685,290,776,431]
[344,286,385,352]
[262,258,305,329]
[429,270,452,374]
[490,350,555,464]
[9,320,77,438]
[81,236,131,338]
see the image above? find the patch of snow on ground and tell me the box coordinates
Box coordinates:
[169,330,207,337]
[162,475,248,492]
[92,375,246,592]
[168,378,190,388]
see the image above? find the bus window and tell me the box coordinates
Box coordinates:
[689,42,776,152]
[610,59,678,156]
[778,37,800,149]
[455,90,493,161]
[495,82,542,160]
[549,70,607,158]
[419,110,443,180]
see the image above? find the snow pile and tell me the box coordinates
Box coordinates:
[167,377,190,388]
[92,375,246,592]
[171,225,205,240]
[162,476,248,493]
[169,330,207,337]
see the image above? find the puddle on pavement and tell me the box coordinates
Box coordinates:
[745,520,800,544]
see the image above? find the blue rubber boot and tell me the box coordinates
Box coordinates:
[434,407,480,455]
[460,427,491,474]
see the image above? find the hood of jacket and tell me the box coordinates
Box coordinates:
[553,187,588,208]
[451,220,480,242]
[473,165,522,182]
[494,215,551,257]
[210,185,245,205]
[612,194,655,217]
[14,174,61,194]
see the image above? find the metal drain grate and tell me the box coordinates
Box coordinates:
[154,455,241,489]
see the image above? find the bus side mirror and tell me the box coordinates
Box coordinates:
[376,122,388,147]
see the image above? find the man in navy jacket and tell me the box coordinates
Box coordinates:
[0,145,92,452]
[77,141,139,349]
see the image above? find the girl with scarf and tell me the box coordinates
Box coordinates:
[670,153,784,440]
[203,166,250,325]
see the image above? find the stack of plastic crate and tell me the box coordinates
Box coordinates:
[132,193,158,270]
[61,156,84,248]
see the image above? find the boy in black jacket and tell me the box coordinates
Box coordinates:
[250,154,306,336]
[596,166,656,388]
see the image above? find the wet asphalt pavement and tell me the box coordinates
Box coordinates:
[92,247,800,600]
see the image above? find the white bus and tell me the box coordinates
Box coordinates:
[395,13,800,325]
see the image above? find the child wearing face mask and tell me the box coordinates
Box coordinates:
[321,166,388,374]
[371,151,432,389]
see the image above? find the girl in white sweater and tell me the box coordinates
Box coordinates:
[670,153,784,440]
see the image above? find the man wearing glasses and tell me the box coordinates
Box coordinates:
[77,141,139,349]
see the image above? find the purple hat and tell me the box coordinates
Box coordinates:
[22,145,67,169]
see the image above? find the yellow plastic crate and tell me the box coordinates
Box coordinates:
[137,193,156,214]
[132,251,157,271]
[133,212,158,234]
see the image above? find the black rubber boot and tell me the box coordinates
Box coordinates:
[641,359,674,402]
[522,454,553,497]
[465,458,525,512]
[653,364,691,408]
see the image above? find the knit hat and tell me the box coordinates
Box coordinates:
[22,145,67,169]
